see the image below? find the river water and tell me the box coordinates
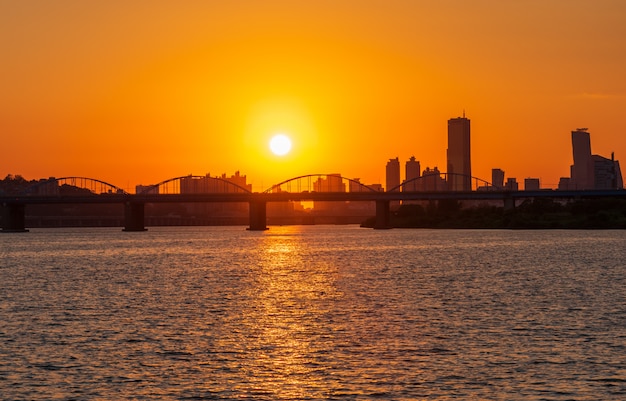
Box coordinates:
[1,226,625,400]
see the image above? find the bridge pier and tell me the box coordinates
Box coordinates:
[248,201,268,231]
[504,195,516,212]
[123,202,147,231]
[374,200,391,229]
[1,203,29,232]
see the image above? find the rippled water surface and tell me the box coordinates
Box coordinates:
[1,226,625,400]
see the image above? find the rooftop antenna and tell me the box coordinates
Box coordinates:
[612,152,617,189]
[463,109,466,118]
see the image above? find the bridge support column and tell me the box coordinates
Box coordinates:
[374,200,391,229]
[1,203,29,232]
[248,201,268,231]
[123,202,147,231]
[504,196,515,212]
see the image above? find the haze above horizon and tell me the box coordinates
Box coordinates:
[2,0,625,192]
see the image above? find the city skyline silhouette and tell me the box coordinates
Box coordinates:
[2,118,622,194]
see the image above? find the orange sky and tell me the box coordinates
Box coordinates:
[2,0,626,192]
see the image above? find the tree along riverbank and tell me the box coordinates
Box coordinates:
[361,198,626,229]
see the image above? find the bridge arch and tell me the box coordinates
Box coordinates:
[264,174,380,194]
[389,172,500,192]
[21,176,128,196]
[137,174,252,195]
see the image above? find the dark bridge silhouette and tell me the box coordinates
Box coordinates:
[265,174,379,193]
[389,172,497,192]
[22,176,128,195]
[1,174,624,232]
[137,175,252,195]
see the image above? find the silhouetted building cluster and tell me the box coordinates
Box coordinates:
[483,128,622,192]
[135,172,255,224]
[309,174,382,217]
[505,177,519,191]
[313,174,346,212]
[386,114,474,193]
[135,184,158,195]
[385,118,623,193]
[559,128,623,190]
[181,172,251,217]
[180,171,252,194]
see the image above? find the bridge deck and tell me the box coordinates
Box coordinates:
[1,189,624,205]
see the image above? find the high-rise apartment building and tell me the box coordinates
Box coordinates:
[386,157,400,192]
[524,178,540,191]
[349,178,362,193]
[447,115,472,191]
[505,178,519,191]
[422,167,446,191]
[558,177,571,190]
[491,168,505,189]
[404,156,421,191]
[593,154,623,189]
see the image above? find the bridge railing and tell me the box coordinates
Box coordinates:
[20,177,128,196]
[264,174,380,194]
[137,175,252,195]
[390,172,500,192]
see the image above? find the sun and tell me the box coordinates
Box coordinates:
[269,134,292,156]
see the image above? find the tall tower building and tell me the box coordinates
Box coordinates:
[404,156,421,191]
[571,128,594,190]
[386,157,400,192]
[447,115,472,191]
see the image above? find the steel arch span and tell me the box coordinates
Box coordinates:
[389,172,500,192]
[138,174,252,195]
[21,176,128,196]
[264,174,380,194]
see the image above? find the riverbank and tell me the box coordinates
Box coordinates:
[361,198,626,229]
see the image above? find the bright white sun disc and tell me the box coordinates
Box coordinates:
[269,134,292,156]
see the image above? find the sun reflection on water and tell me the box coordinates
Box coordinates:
[239,226,341,398]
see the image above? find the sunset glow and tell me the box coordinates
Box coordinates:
[2,3,625,398]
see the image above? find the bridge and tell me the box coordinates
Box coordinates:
[1,174,624,232]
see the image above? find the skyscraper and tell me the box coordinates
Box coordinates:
[386,157,400,192]
[571,128,594,190]
[404,156,421,191]
[447,115,472,191]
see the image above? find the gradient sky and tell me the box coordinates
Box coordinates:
[2,0,625,192]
